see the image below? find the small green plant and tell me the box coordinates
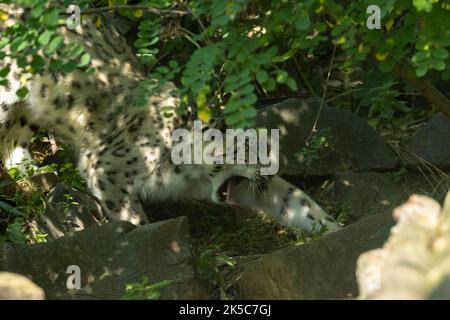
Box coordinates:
[0,201,47,243]
[121,277,173,300]
[192,209,309,296]
[1,160,51,243]
[195,245,236,288]
[57,162,87,190]
[387,168,408,183]
[2,217,26,243]
[297,128,334,167]
[60,193,79,215]
[357,80,410,129]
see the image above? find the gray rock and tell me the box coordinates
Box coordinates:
[36,183,106,240]
[30,172,59,193]
[357,192,450,299]
[328,172,408,222]
[236,211,394,299]
[406,113,450,170]
[0,217,200,299]
[0,272,45,300]
[256,98,399,176]
[0,167,15,197]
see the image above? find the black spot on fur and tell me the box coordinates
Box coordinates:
[72,81,81,90]
[85,97,98,112]
[106,129,125,145]
[126,157,138,165]
[105,200,115,211]
[87,122,96,131]
[67,94,75,109]
[19,116,27,127]
[107,177,116,185]
[111,147,126,157]
[40,84,49,98]
[51,71,60,83]
[53,96,65,109]
[98,180,106,191]
[30,124,40,133]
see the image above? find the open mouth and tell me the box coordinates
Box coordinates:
[217,176,247,204]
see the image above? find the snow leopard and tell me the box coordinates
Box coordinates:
[0,3,339,233]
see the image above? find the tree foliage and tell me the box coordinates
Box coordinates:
[1,0,450,127]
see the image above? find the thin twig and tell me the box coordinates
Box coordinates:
[306,44,337,144]
[325,88,361,103]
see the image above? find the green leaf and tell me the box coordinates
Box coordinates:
[168,60,179,69]
[45,36,64,55]
[276,71,288,83]
[0,66,10,78]
[78,53,91,67]
[379,59,395,72]
[0,38,9,49]
[134,39,152,48]
[10,37,28,53]
[256,70,268,83]
[272,48,297,63]
[413,0,433,12]
[84,66,96,75]
[432,48,449,60]
[38,30,53,46]
[31,4,45,18]
[8,221,27,244]
[415,64,428,77]
[49,59,62,71]
[430,58,445,71]
[16,87,29,98]
[62,44,84,60]
[295,12,310,31]
[286,78,298,91]
[62,60,78,73]
[31,56,45,73]
[156,66,170,74]
[43,9,60,27]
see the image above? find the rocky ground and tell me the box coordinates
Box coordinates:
[0,98,449,299]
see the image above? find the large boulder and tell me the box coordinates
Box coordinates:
[406,113,450,170]
[256,98,399,176]
[0,217,200,299]
[327,172,408,222]
[236,211,394,299]
[0,272,45,300]
[357,191,450,299]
